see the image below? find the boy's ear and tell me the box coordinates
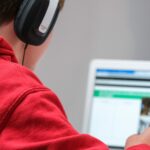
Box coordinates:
[14,0,60,46]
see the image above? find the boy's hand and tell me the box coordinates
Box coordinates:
[125,128,150,149]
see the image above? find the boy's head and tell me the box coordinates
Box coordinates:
[0,0,65,26]
[0,0,65,70]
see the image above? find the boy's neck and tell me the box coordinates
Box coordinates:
[0,22,25,64]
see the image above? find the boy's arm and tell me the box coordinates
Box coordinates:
[127,145,150,150]
[0,88,109,150]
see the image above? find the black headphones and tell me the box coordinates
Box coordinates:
[14,0,60,46]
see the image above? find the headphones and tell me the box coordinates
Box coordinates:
[14,0,60,46]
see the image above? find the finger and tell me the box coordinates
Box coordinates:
[127,134,140,141]
[142,128,150,135]
[125,134,140,149]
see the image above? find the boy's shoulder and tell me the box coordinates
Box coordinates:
[0,59,47,125]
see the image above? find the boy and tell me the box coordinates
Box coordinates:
[0,0,150,149]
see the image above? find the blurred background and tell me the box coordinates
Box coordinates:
[35,0,150,131]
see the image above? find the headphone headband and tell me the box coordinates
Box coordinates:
[39,0,59,34]
[14,0,60,45]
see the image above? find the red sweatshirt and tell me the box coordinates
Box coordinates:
[0,37,149,150]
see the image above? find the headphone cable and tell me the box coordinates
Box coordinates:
[22,43,28,65]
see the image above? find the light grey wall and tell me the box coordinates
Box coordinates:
[35,0,150,131]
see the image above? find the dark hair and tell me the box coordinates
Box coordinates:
[0,0,65,26]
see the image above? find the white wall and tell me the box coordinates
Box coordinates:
[35,0,150,131]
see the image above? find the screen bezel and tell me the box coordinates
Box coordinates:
[82,59,150,148]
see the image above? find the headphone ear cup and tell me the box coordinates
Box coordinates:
[14,0,60,46]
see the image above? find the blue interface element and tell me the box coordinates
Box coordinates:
[96,69,135,75]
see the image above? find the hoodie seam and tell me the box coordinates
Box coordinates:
[0,87,50,134]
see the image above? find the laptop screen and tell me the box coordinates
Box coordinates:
[89,69,150,148]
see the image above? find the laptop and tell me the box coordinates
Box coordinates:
[83,59,150,150]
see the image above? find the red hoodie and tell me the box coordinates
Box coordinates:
[0,37,149,150]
